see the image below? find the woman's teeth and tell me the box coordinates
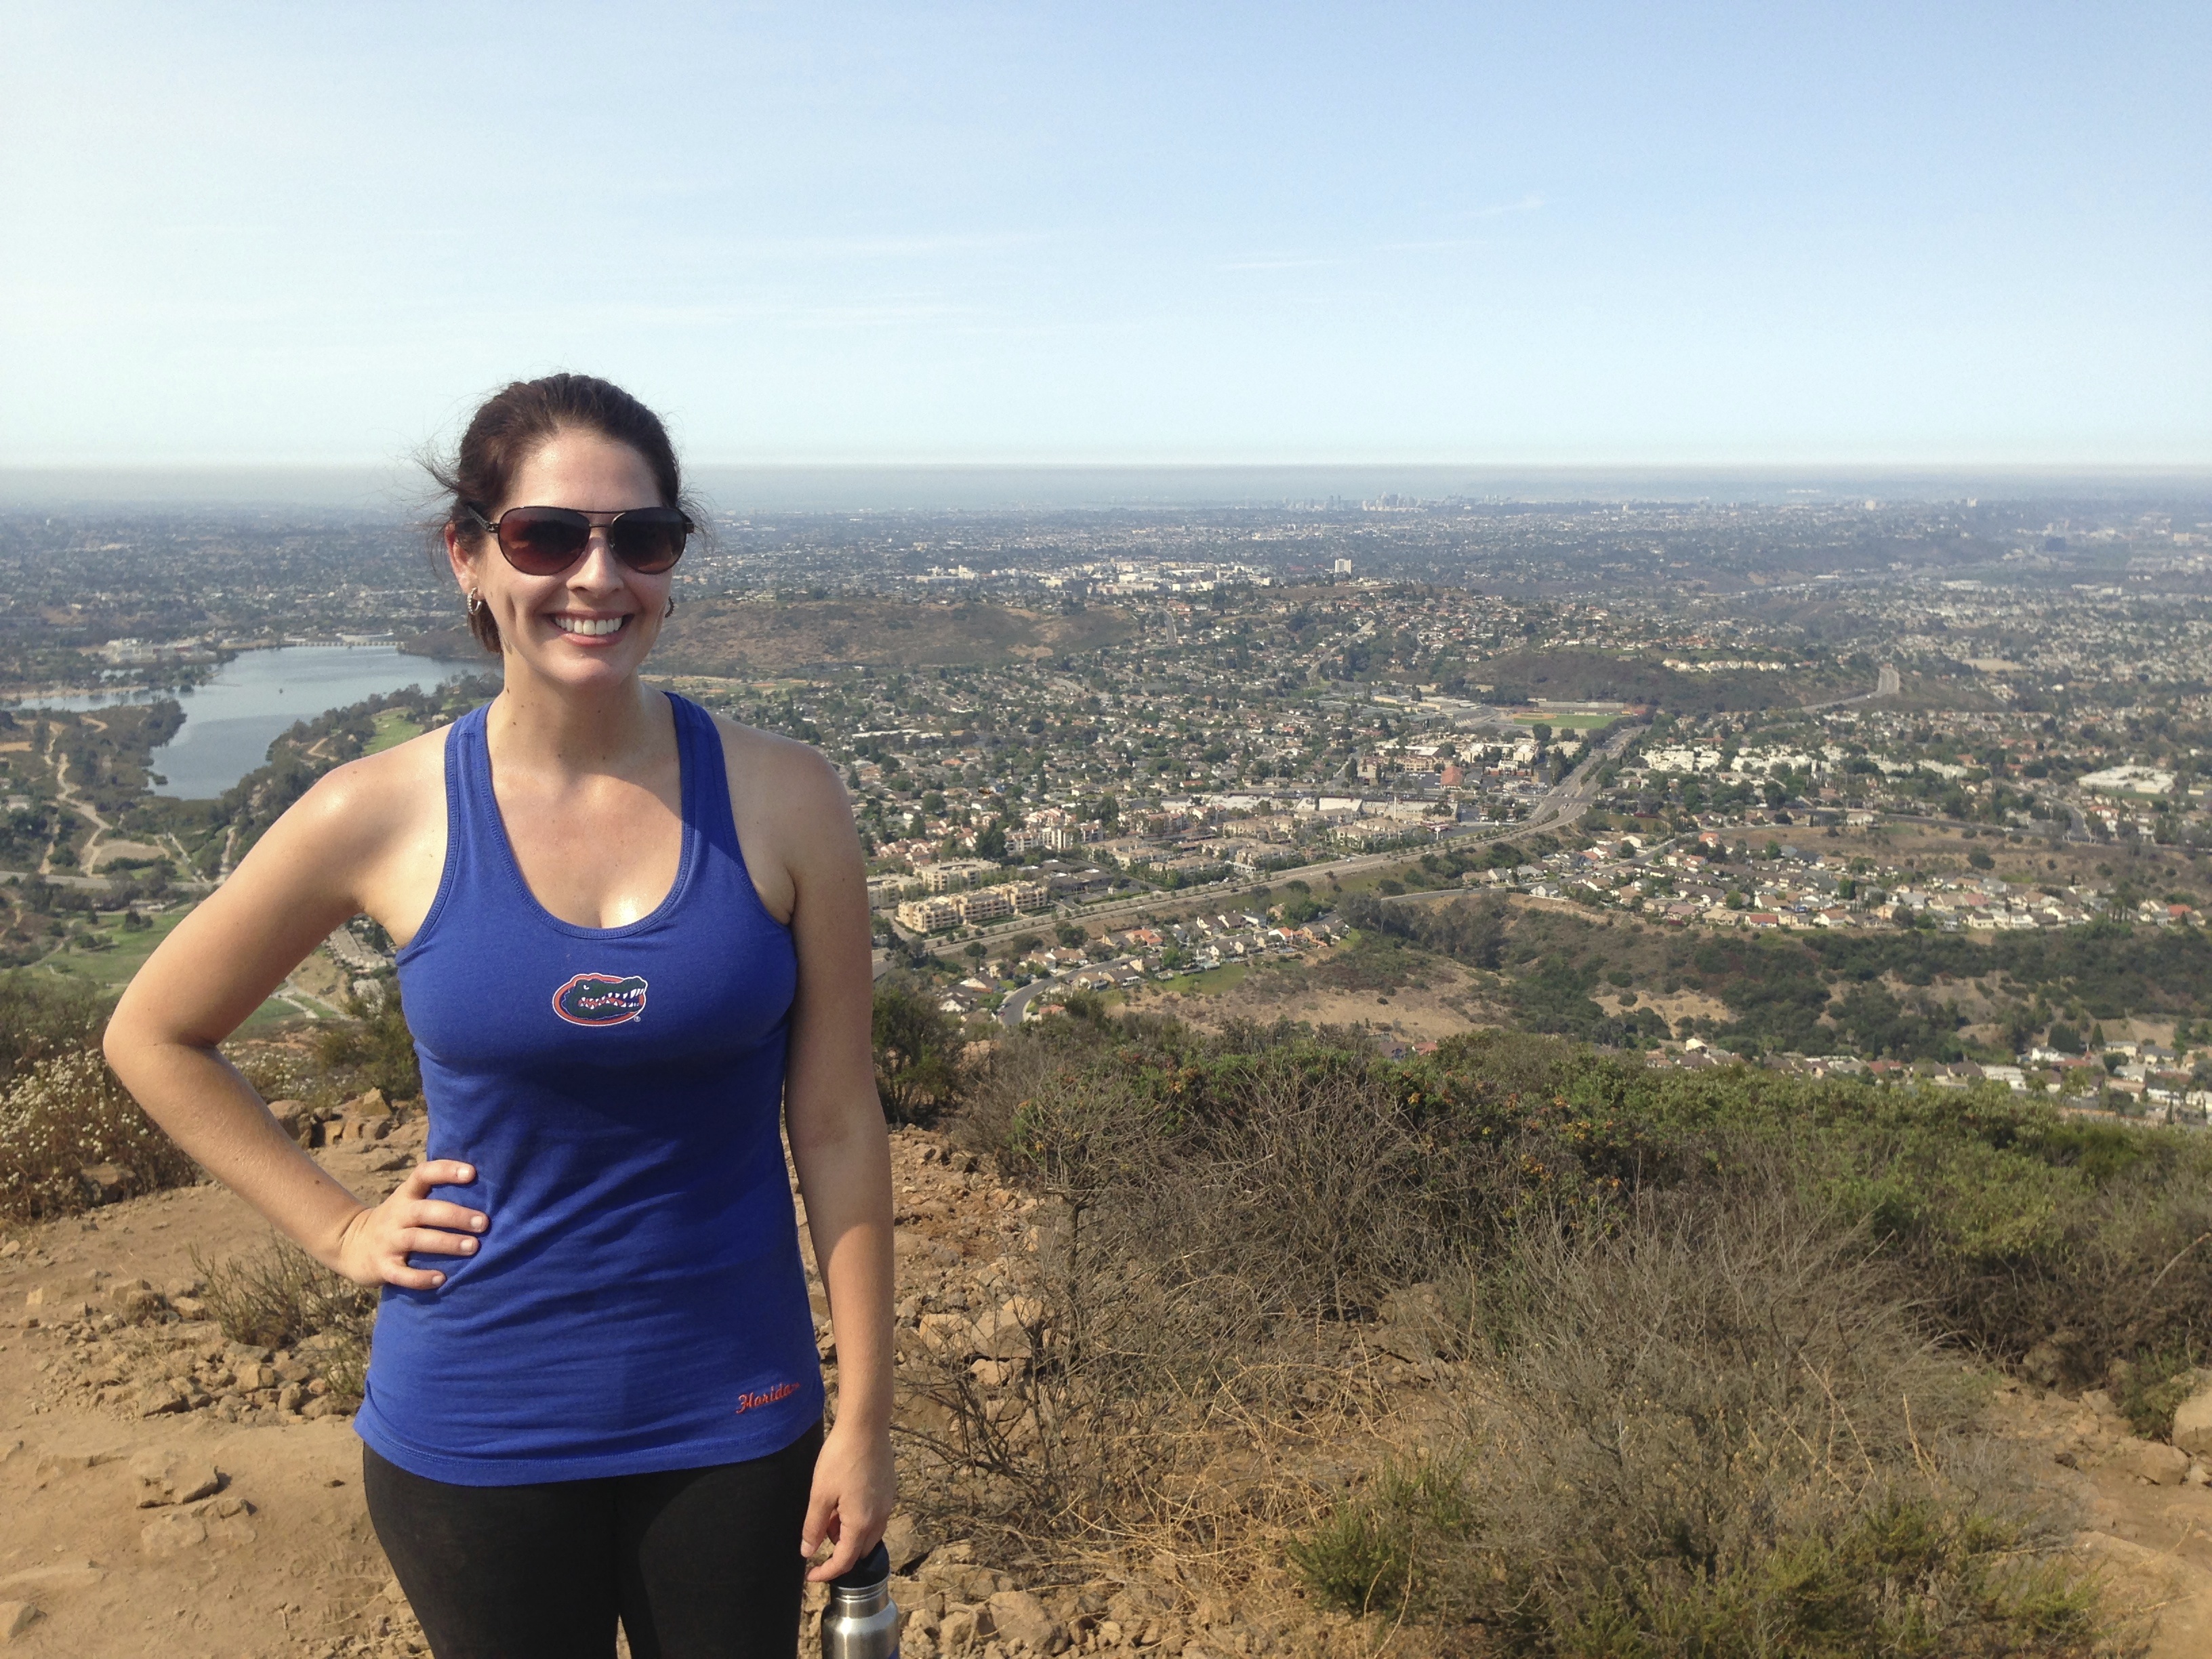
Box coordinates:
[552,615,627,636]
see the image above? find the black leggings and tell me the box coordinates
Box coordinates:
[363,1423,822,1659]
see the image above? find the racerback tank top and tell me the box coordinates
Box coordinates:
[355,693,824,1485]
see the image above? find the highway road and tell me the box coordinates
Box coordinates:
[1796,661,1900,714]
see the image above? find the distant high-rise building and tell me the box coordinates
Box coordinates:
[1332,557,1354,575]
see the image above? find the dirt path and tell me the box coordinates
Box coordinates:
[2,1140,416,1658]
[37,728,115,879]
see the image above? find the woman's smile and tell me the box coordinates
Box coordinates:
[550,612,633,641]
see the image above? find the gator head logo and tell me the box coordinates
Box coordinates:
[552,972,649,1027]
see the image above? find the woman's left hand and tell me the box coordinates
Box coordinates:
[801,1414,898,1581]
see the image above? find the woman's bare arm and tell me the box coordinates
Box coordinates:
[758,735,898,1581]
[103,741,486,1288]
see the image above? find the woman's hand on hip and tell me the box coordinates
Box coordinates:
[801,1414,897,1582]
[331,1161,487,1290]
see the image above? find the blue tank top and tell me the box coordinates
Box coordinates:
[355,693,824,1485]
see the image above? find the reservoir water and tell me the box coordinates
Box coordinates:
[9,646,472,800]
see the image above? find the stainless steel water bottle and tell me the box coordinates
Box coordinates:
[821,1540,900,1659]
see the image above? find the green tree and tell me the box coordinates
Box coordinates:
[870,979,963,1126]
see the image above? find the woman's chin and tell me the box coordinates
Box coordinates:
[516,636,650,685]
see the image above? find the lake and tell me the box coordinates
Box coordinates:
[8,646,473,800]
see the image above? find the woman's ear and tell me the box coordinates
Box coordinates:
[445,520,476,588]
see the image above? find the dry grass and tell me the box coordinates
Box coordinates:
[1290,1187,2118,1655]
[926,1027,2131,1654]
[193,1237,377,1403]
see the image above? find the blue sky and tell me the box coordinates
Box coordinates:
[2,1,2205,466]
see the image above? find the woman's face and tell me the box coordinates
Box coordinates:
[449,428,674,691]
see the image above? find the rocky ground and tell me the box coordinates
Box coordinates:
[7,1113,2212,1656]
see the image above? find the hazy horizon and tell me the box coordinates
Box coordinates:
[6,462,2212,517]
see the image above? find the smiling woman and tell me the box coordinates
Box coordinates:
[101,374,897,1659]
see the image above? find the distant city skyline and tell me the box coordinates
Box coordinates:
[3,2,2206,468]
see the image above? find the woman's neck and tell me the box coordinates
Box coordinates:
[484,664,669,778]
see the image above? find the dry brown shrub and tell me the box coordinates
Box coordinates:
[0,1048,200,1223]
[194,1237,377,1403]
[902,1054,1431,1568]
[1292,1183,2121,1654]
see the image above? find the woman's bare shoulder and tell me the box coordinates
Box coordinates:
[708,712,847,811]
[279,722,453,855]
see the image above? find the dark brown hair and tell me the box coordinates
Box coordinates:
[426,373,688,653]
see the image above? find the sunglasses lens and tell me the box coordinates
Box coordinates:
[497,508,590,574]
[609,509,690,573]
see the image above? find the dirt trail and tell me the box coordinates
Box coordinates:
[0,1126,1046,1658]
[35,726,114,880]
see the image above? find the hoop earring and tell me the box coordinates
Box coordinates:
[663,596,677,619]
[466,590,486,619]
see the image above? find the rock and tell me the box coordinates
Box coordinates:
[970,1299,1038,1361]
[0,1603,41,1643]
[140,1511,209,1555]
[986,1589,1065,1653]
[347,1088,393,1118]
[916,1312,971,1355]
[2121,1439,2190,1485]
[132,1450,222,1507]
[939,1605,985,1648]
[31,1451,123,1479]
[2173,1382,2212,1460]
[0,1564,100,1595]
[2022,1341,2064,1388]
[882,1511,934,1574]
[79,1164,126,1201]
[138,1378,190,1416]
[169,1296,206,1321]
[106,1278,166,1322]
[197,1495,257,1546]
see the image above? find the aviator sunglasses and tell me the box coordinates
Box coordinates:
[464,502,693,576]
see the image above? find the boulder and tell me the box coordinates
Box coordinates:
[139,1511,207,1556]
[970,1298,1040,1361]
[131,1450,221,1508]
[0,1601,41,1643]
[938,1605,985,1649]
[2121,1438,2190,1486]
[105,1279,166,1322]
[2171,1381,2212,1460]
[985,1589,1065,1654]
[2022,1341,2065,1388]
[79,1164,126,1202]
[136,1379,190,1417]
[881,1511,933,1573]
[916,1313,970,1355]
[0,1566,98,1599]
